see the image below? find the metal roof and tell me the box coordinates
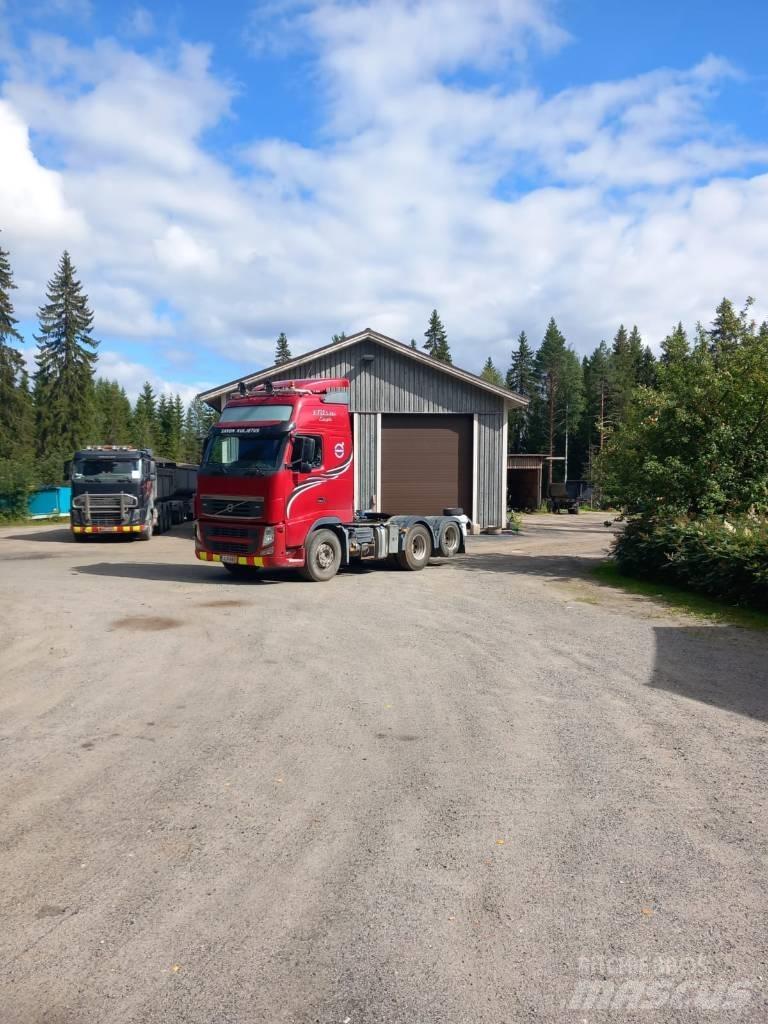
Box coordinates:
[197,328,528,408]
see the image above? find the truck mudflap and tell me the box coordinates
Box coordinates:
[72,525,144,534]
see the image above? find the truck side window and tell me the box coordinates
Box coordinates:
[294,435,323,469]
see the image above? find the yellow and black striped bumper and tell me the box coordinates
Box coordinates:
[72,525,144,534]
[196,550,264,567]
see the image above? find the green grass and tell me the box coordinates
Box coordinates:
[591,561,768,631]
[0,515,69,528]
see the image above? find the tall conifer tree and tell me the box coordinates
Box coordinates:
[275,332,292,365]
[423,310,451,363]
[33,251,98,465]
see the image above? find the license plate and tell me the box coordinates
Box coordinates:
[221,554,238,565]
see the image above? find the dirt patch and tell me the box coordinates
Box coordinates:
[197,600,246,609]
[36,905,68,919]
[111,616,183,632]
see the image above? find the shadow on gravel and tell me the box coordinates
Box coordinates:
[453,551,601,579]
[74,558,409,585]
[650,626,767,721]
[3,527,76,543]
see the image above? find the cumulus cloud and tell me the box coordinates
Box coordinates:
[0,0,766,386]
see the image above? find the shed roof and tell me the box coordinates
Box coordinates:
[197,328,527,409]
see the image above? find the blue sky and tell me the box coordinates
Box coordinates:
[1,0,767,399]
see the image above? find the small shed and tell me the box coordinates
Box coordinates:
[198,329,527,529]
[507,454,565,510]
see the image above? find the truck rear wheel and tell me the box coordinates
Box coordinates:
[300,529,342,582]
[397,524,431,571]
[438,521,461,557]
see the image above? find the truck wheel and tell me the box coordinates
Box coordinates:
[568,506,579,514]
[300,529,342,582]
[397,524,431,571]
[138,519,153,541]
[438,521,461,557]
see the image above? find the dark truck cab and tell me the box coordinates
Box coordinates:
[70,446,197,540]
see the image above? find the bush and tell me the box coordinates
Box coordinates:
[613,516,768,609]
[0,458,36,521]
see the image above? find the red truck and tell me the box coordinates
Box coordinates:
[194,378,466,581]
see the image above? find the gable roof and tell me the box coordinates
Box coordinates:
[197,328,527,408]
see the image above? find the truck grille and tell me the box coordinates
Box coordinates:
[201,523,261,555]
[201,496,264,518]
[72,492,137,526]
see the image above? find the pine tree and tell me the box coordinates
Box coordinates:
[275,332,292,365]
[0,237,27,460]
[93,379,132,445]
[480,357,504,386]
[331,332,347,345]
[423,310,451,363]
[132,381,158,450]
[33,251,98,468]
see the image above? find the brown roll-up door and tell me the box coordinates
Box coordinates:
[380,414,473,516]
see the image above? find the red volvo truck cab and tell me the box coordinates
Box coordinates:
[194,378,467,581]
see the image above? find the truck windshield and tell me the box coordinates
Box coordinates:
[202,432,284,476]
[73,458,141,482]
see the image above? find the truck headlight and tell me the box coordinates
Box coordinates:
[262,526,275,547]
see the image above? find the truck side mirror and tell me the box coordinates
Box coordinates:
[290,437,316,472]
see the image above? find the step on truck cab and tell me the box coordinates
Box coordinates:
[194,378,467,581]
[70,446,197,540]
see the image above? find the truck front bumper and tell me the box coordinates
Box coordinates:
[72,524,146,535]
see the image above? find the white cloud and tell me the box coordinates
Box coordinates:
[0,0,766,387]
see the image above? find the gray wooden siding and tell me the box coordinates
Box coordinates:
[355,413,378,512]
[221,339,508,526]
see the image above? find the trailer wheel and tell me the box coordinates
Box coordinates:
[300,529,342,582]
[568,506,579,515]
[397,524,431,571]
[438,521,461,557]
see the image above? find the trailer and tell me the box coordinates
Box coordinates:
[194,379,467,581]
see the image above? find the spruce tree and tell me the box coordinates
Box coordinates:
[660,322,690,365]
[423,310,451,363]
[33,251,98,467]
[0,238,27,460]
[529,318,584,481]
[183,398,218,463]
[608,324,636,428]
[331,332,347,345]
[93,379,132,445]
[410,338,417,350]
[132,381,158,450]
[275,332,292,365]
[506,331,536,454]
[480,357,504,386]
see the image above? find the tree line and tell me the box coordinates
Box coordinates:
[0,241,216,514]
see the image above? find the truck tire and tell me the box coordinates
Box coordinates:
[568,506,579,514]
[438,521,461,557]
[397,523,431,571]
[300,529,342,582]
[138,518,153,541]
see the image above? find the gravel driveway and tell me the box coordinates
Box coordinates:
[1,513,765,1023]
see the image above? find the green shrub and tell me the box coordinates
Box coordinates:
[613,515,768,609]
[0,459,36,521]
